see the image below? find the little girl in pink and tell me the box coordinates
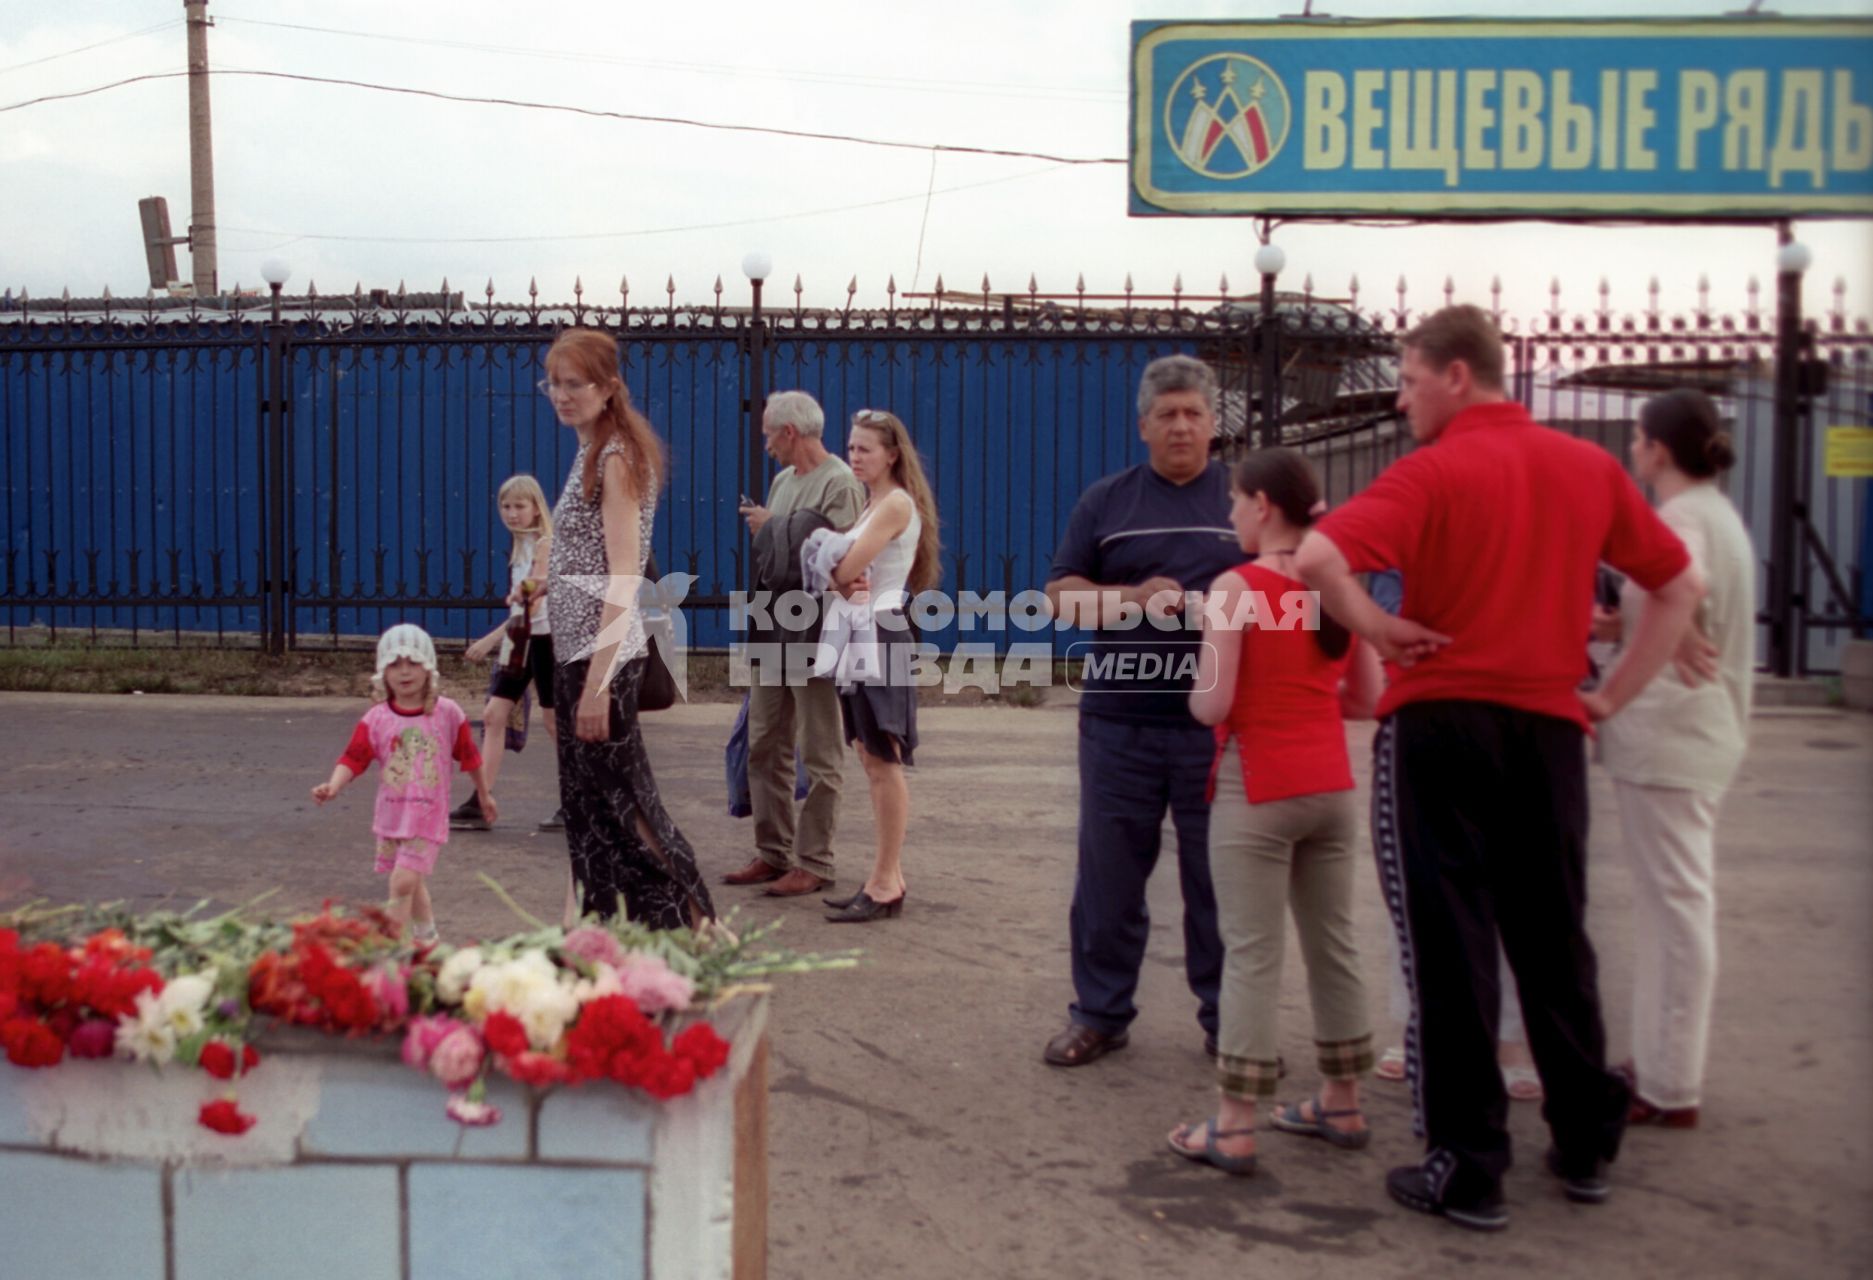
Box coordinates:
[312,625,497,942]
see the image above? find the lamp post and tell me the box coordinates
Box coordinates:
[742,251,773,520]
[1768,227,1812,678]
[1254,241,1285,450]
[261,258,291,654]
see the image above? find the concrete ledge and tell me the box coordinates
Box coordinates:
[1754,675,1841,709]
[1842,639,1873,711]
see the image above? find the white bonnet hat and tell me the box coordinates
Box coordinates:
[375,623,439,680]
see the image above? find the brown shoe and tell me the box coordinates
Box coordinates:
[763,868,833,897]
[722,857,785,886]
[1042,1022,1129,1067]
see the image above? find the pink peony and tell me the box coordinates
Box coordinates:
[401,1014,464,1071]
[365,963,410,1023]
[67,1018,118,1059]
[429,1026,485,1089]
[444,1093,502,1127]
[614,954,693,1014]
[560,927,627,972]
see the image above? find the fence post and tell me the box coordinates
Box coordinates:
[263,269,289,655]
[1768,224,1811,679]
[743,256,769,526]
[1255,238,1285,449]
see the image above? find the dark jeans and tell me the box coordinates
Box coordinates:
[1067,714,1222,1038]
[1372,700,1630,1205]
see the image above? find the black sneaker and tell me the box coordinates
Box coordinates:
[448,797,491,831]
[536,807,567,832]
[1386,1165,1510,1232]
[1545,1147,1611,1205]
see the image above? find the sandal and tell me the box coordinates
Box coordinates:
[1270,1094,1371,1150]
[1042,1022,1128,1068]
[1375,1046,1407,1082]
[1502,1065,1544,1102]
[1168,1117,1258,1176]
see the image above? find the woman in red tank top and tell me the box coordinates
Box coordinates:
[1167,448,1383,1175]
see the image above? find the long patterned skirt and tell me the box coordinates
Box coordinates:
[554,655,715,929]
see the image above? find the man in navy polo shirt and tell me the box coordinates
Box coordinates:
[1297,305,1701,1230]
[1041,354,1241,1069]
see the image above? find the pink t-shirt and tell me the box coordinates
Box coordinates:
[336,698,480,843]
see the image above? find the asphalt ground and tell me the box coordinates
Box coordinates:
[1,691,1868,1279]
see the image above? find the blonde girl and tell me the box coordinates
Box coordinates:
[312,624,496,943]
[451,475,557,831]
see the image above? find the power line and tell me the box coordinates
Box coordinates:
[0,67,1126,165]
[0,20,181,77]
[213,14,1122,104]
[213,162,1076,250]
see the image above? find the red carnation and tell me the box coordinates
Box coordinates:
[483,1012,529,1059]
[198,1040,255,1080]
[67,1019,117,1059]
[672,1024,730,1078]
[198,1098,257,1136]
[19,943,73,1005]
[1,1017,65,1068]
[506,1051,572,1088]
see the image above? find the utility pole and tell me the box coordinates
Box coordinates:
[184,0,217,297]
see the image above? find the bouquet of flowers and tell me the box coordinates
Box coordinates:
[2,893,849,1136]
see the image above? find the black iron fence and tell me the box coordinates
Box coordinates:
[1,275,1866,672]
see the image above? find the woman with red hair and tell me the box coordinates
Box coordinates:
[542,328,714,930]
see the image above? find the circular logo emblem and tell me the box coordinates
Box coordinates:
[1163,53,1291,180]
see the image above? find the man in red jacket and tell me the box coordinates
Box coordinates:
[1295,305,1703,1231]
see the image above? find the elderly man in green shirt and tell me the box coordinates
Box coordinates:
[724,390,866,897]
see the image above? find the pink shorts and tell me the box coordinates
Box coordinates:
[374,837,441,876]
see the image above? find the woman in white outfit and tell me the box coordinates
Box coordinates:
[1594,388,1754,1129]
[821,409,941,924]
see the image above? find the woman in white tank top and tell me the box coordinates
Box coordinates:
[822,409,940,924]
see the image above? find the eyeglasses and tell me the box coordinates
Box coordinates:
[537,378,595,397]
[853,409,891,424]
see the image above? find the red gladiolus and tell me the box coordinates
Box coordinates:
[1,1017,65,1068]
[198,1099,257,1136]
[199,1041,238,1080]
[482,1012,528,1059]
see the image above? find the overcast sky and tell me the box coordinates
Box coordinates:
[3,0,1869,324]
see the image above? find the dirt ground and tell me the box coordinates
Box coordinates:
[1,690,1868,1279]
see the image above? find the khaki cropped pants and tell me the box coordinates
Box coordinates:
[1209,744,1372,1099]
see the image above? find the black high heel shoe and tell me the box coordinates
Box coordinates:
[824,890,905,923]
[823,886,908,911]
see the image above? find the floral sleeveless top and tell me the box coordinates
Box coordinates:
[548,436,656,669]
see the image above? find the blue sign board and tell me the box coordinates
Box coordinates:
[1131,18,1873,218]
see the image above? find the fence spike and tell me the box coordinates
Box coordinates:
[620,274,629,296]
[1077,273,1087,293]
[396,280,406,298]
[1219,271,1229,294]
[794,274,804,295]
[62,287,70,302]
[485,278,495,300]
[1123,272,1134,293]
[713,275,723,296]
[848,275,858,296]
[102,285,112,301]
[440,276,449,295]
[666,275,675,295]
[1172,272,1183,294]
[934,273,945,294]
[573,275,583,296]
[1303,273,1314,296]
[1029,272,1038,293]
[306,279,317,298]
[527,277,537,298]
[887,274,897,295]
